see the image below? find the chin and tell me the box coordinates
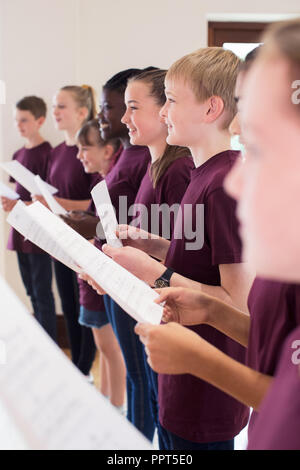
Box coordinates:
[166,134,182,146]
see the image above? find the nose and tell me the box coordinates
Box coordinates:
[77,148,84,161]
[223,157,244,202]
[159,101,168,120]
[229,113,241,138]
[121,108,130,125]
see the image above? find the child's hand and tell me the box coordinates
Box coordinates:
[78,272,106,295]
[134,322,204,375]
[0,197,17,212]
[102,244,164,286]
[154,287,212,325]
[31,194,48,207]
[116,224,159,253]
[60,211,99,239]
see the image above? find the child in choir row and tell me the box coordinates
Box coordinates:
[1,96,57,341]
[75,119,126,411]
[45,85,100,378]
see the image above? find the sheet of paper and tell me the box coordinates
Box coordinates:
[91,180,123,248]
[0,160,58,196]
[34,175,67,215]
[0,181,19,200]
[7,201,163,325]
[0,276,152,450]
[7,201,80,273]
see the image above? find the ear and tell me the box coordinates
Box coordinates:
[103,144,116,161]
[205,96,224,123]
[78,106,89,122]
[37,116,46,127]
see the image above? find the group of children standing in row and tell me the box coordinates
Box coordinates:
[1,17,300,450]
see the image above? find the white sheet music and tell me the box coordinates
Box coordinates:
[34,175,67,215]
[0,160,57,196]
[0,276,152,450]
[91,180,123,248]
[7,201,163,325]
[0,181,19,200]
[7,201,80,273]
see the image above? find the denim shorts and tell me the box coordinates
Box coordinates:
[79,305,109,329]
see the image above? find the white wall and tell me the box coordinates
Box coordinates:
[0,0,300,307]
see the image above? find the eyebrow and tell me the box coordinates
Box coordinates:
[165,89,176,97]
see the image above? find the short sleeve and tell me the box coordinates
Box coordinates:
[206,187,242,265]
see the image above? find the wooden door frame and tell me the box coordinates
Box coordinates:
[208,21,269,47]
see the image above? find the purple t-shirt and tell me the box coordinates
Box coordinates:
[47,142,97,199]
[133,156,194,237]
[159,150,249,443]
[246,278,300,434]
[94,145,151,250]
[7,142,52,253]
[247,325,300,450]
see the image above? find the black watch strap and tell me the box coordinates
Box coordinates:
[154,268,174,288]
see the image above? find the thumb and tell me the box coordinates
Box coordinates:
[134,322,151,338]
[102,243,120,258]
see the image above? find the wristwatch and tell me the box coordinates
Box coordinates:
[154,268,174,288]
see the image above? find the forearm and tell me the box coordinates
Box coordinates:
[169,274,250,346]
[188,338,273,410]
[55,197,91,211]
[145,236,170,261]
[207,298,250,347]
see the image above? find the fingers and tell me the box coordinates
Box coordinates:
[78,273,106,295]
[134,322,153,343]
[154,287,179,304]
[102,244,120,258]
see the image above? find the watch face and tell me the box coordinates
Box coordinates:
[154,279,169,289]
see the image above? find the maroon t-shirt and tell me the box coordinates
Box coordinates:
[159,150,249,443]
[47,142,97,199]
[133,156,194,237]
[94,145,151,250]
[7,142,52,253]
[246,278,300,434]
[248,325,300,450]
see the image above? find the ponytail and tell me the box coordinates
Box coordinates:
[61,85,97,122]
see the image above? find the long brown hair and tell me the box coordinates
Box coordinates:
[128,69,190,188]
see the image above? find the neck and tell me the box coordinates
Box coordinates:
[64,128,80,146]
[120,136,132,150]
[148,139,167,163]
[190,129,231,168]
[25,134,44,149]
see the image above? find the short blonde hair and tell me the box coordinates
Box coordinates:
[166,47,241,128]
